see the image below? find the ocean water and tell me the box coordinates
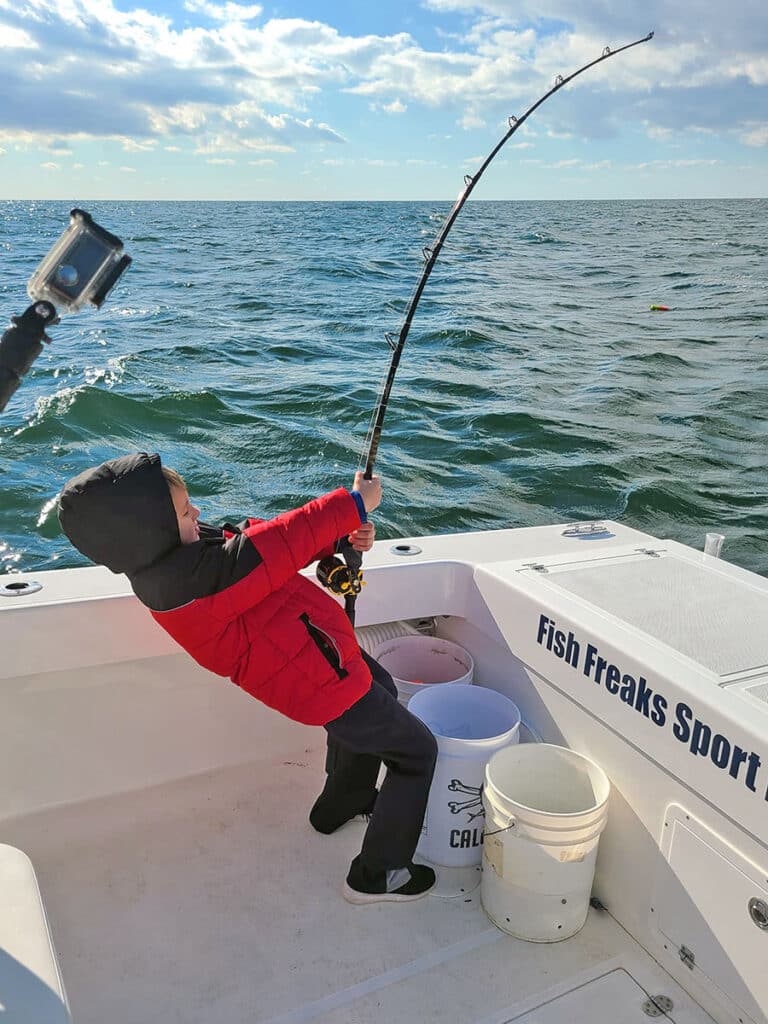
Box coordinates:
[1,199,766,578]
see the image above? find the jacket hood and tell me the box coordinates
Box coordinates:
[58,452,181,574]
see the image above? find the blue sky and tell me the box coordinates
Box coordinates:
[0,0,766,199]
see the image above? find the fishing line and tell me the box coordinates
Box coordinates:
[322,32,655,623]
[359,31,654,481]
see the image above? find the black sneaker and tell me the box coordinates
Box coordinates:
[309,791,378,835]
[343,860,436,905]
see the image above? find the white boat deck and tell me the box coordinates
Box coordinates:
[2,735,711,1024]
[4,521,767,1023]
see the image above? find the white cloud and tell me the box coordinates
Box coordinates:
[206,157,235,164]
[242,140,294,153]
[644,123,672,141]
[119,138,156,152]
[626,158,721,171]
[247,157,275,165]
[739,57,768,86]
[119,165,136,172]
[184,0,262,22]
[0,25,38,48]
[459,111,486,130]
[0,5,362,155]
[423,0,766,53]
[0,0,765,172]
[40,161,60,170]
[193,133,294,154]
[740,123,768,147]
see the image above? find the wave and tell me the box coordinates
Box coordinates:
[2,197,766,579]
[519,231,566,244]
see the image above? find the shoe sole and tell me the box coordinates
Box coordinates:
[342,881,435,905]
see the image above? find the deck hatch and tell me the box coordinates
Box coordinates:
[505,967,671,1023]
[523,553,768,678]
[653,805,768,1024]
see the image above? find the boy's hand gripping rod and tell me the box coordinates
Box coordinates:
[317,32,655,625]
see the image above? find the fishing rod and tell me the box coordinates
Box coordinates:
[319,31,654,623]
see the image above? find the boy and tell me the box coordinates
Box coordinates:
[58,452,437,903]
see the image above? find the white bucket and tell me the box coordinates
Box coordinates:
[409,684,521,867]
[481,744,610,942]
[372,635,474,706]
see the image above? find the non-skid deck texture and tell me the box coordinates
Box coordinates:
[2,749,707,1024]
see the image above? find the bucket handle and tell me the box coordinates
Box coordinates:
[484,811,517,838]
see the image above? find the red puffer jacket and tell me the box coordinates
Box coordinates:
[58,453,373,725]
[150,498,372,724]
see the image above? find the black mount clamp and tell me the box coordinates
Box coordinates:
[0,302,60,413]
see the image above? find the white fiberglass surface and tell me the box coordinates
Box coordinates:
[0,744,700,1024]
[542,555,768,676]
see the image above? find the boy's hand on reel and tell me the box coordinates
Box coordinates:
[348,522,375,553]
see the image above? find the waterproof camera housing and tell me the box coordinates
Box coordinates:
[27,209,131,313]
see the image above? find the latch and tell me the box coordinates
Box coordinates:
[679,944,695,970]
[748,897,768,930]
[561,522,613,538]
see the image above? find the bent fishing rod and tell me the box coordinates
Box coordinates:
[317,31,654,623]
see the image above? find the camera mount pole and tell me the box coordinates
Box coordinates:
[1,208,131,415]
[0,302,59,413]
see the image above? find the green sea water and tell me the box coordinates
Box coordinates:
[1,199,766,576]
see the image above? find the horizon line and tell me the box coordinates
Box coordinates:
[1,195,766,203]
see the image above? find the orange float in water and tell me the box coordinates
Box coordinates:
[650,304,671,311]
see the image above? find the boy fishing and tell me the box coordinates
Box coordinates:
[58,452,437,904]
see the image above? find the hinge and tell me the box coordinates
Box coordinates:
[679,944,695,970]
[635,547,662,558]
[524,562,549,574]
[642,995,674,1018]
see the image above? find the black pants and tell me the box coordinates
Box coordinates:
[313,652,438,873]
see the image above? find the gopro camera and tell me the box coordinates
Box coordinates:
[1,209,132,412]
[27,208,132,313]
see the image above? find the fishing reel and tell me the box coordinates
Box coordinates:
[316,555,365,597]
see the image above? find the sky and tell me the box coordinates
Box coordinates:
[0,0,766,200]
